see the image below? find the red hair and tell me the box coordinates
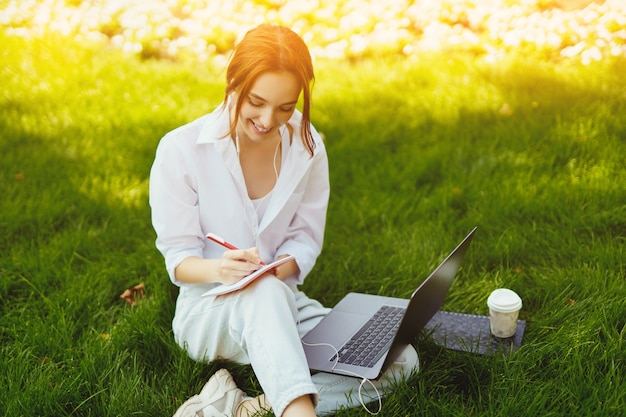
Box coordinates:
[224,24,316,156]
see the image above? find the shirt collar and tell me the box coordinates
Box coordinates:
[196,102,232,150]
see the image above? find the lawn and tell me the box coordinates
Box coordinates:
[1,26,625,417]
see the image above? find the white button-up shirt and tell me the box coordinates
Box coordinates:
[149,102,329,296]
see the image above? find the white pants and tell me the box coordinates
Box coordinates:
[172,277,419,416]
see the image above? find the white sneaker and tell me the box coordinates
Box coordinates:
[173,369,246,417]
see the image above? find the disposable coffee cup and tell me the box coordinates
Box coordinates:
[487,288,522,338]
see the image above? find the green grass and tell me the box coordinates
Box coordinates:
[1,32,625,416]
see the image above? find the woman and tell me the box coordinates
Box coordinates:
[149,24,419,417]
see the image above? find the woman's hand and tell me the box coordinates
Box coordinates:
[217,248,264,285]
[267,254,300,281]
[174,249,263,285]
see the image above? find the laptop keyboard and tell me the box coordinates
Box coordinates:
[330,305,405,368]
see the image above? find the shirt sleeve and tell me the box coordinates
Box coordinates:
[149,132,205,286]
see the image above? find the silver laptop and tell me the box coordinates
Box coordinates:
[301,227,476,380]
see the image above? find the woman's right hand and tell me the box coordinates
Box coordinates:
[174,249,263,286]
[217,248,264,285]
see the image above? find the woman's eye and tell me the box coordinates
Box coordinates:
[248,99,262,107]
[280,107,294,112]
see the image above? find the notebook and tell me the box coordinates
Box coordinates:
[301,227,476,380]
[202,255,295,297]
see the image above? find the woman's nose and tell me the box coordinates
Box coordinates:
[259,108,277,127]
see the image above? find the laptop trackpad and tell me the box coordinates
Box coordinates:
[302,309,369,349]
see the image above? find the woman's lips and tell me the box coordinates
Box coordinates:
[251,120,271,134]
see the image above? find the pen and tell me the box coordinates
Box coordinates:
[206,233,266,265]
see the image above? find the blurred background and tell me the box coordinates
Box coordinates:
[2,0,624,65]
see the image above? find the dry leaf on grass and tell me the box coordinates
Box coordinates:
[119,282,145,306]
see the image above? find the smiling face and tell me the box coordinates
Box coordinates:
[225,24,316,155]
[236,71,301,144]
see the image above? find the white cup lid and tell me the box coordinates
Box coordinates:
[487,288,522,313]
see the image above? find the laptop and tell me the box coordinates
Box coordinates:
[301,227,476,380]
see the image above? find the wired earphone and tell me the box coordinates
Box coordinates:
[299,327,383,415]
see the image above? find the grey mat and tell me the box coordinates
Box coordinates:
[424,310,526,355]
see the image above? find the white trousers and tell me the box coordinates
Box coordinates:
[172,277,419,416]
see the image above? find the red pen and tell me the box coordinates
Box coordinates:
[206,233,266,265]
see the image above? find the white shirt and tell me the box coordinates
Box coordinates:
[149,102,330,296]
